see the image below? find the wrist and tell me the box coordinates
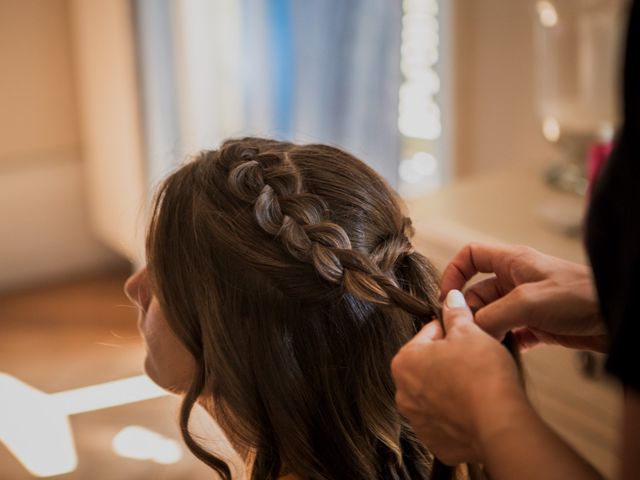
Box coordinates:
[470,380,534,460]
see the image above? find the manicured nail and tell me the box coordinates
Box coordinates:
[446,289,467,308]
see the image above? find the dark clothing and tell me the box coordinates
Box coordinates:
[586,0,640,392]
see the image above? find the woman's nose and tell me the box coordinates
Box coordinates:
[124,267,151,311]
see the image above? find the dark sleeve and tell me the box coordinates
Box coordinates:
[586,0,640,392]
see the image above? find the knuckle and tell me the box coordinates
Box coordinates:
[514,244,536,256]
[512,283,536,304]
[511,245,536,268]
[466,241,482,251]
[390,349,412,379]
[390,353,404,378]
[394,391,413,415]
[463,242,482,261]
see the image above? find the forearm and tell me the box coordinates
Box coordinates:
[476,393,604,480]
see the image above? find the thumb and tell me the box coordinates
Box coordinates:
[442,289,474,333]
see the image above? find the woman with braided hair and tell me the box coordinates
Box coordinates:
[124,137,501,479]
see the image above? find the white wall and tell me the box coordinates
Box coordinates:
[68,0,147,263]
[0,0,123,291]
[452,0,556,177]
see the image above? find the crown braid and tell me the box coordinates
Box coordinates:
[369,217,415,273]
[220,143,438,319]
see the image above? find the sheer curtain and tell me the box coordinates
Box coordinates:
[134,0,402,186]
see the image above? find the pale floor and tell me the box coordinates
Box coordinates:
[0,272,223,480]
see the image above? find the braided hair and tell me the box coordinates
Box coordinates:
[146,138,486,479]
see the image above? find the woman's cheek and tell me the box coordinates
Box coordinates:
[141,299,195,393]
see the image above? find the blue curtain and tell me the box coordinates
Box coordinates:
[135,0,402,186]
[241,0,402,185]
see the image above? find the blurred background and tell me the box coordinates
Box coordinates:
[0,0,628,478]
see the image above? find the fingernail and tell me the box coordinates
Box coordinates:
[445,289,467,308]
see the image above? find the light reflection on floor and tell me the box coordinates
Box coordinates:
[0,272,232,479]
[0,373,171,476]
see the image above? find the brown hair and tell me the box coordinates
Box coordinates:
[145,137,486,479]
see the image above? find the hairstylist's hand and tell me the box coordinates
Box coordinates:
[391,290,529,465]
[440,243,607,352]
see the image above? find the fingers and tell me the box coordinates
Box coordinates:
[440,243,518,301]
[511,327,542,352]
[463,276,503,308]
[473,285,536,338]
[442,290,475,333]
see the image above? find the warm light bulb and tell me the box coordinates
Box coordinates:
[542,117,561,142]
[536,1,558,27]
[399,152,438,184]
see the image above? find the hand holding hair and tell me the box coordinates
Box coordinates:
[391,290,605,480]
[391,290,526,466]
[440,243,608,352]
